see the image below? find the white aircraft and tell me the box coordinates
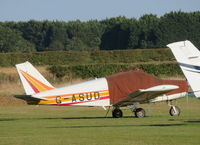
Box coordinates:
[167,40,200,98]
[15,61,188,118]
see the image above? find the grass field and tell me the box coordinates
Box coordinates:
[0,66,200,145]
[0,98,200,145]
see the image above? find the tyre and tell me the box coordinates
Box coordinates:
[112,109,123,118]
[169,106,181,116]
[135,108,145,118]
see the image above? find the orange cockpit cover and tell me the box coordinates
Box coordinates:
[106,70,188,104]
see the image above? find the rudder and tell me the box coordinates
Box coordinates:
[16,61,54,95]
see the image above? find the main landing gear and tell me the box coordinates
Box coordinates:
[169,106,181,116]
[134,108,146,118]
[112,108,123,118]
[112,103,146,118]
[168,101,181,116]
[111,101,181,118]
[131,102,146,118]
[112,107,146,118]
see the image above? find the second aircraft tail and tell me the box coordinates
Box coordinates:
[167,40,200,98]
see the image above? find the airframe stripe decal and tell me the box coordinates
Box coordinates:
[24,71,53,90]
[38,93,109,105]
[57,96,110,105]
[21,72,40,93]
[20,70,53,93]
[43,90,109,99]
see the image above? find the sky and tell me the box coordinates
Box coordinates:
[0,0,199,22]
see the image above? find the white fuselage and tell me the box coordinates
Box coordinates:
[33,78,111,106]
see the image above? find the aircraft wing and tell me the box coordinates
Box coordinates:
[113,85,179,107]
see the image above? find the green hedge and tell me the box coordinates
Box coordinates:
[0,49,174,66]
[48,62,183,80]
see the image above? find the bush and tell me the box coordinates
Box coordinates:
[0,49,174,66]
[48,62,183,80]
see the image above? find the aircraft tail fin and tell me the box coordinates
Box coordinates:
[16,61,54,95]
[167,40,200,98]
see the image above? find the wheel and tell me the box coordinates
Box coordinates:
[135,108,145,118]
[112,108,123,118]
[169,106,181,116]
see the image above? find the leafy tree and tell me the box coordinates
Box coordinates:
[126,18,140,49]
[100,16,131,50]
[46,21,68,50]
[16,20,48,51]
[0,11,200,52]
[48,40,65,51]
[0,26,35,52]
[66,37,85,50]
[156,11,200,47]
[66,20,104,50]
[137,14,160,48]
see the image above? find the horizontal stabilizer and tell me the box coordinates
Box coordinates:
[14,95,49,105]
[15,95,48,101]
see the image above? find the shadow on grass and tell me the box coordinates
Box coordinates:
[53,116,137,120]
[0,118,18,122]
[0,116,136,122]
[47,123,185,129]
[169,119,200,123]
[0,117,189,129]
[184,120,200,123]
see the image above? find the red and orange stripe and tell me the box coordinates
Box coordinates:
[20,70,53,93]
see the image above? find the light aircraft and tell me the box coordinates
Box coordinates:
[15,61,188,118]
[167,40,200,98]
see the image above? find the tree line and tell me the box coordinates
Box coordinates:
[0,11,200,52]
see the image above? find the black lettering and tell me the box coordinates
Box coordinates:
[72,94,76,102]
[79,93,84,101]
[56,96,62,104]
[94,92,100,100]
[86,92,92,100]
